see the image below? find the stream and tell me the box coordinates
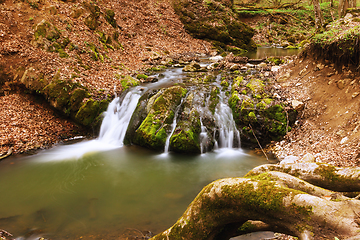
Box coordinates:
[0,51,301,239]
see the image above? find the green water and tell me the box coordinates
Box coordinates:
[0,145,268,239]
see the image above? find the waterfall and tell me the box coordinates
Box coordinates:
[199,118,209,154]
[164,95,187,153]
[213,82,241,150]
[99,89,142,146]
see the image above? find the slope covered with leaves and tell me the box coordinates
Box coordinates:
[0,0,211,155]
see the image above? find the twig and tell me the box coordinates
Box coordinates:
[249,124,269,162]
[0,148,13,160]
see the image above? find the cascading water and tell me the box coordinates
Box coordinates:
[199,118,210,154]
[99,89,143,146]
[164,95,187,153]
[213,88,241,149]
[38,87,145,161]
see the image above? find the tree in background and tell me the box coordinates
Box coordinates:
[313,0,324,30]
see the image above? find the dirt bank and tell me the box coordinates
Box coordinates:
[268,55,360,167]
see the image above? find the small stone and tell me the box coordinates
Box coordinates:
[301,153,316,163]
[277,72,291,82]
[258,62,267,68]
[271,66,281,72]
[327,72,335,77]
[340,137,349,145]
[337,80,345,90]
[291,100,304,111]
[352,92,359,98]
[209,56,223,62]
[183,61,201,72]
[317,63,325,70]
[299,67,307,76]
[245,63,255,68]
[229,64,239,71]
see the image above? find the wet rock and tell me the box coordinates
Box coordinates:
[130,86,188,150]
[183,61,201,72]
[209,56,223,62]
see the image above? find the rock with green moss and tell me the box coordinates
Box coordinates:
[120,75,140,90]
[104,9,117,28]
[82,2,101,30]
[228,74,296,147]
[171,0,256,51]
[169,93,202,153]
[131,86,188,150]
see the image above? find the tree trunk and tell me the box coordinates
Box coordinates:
[339,0,349,17]
[349,0,357,7]
[151,160,360,240]
[313,0,324,30]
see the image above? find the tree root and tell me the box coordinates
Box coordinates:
[151,158,360,240]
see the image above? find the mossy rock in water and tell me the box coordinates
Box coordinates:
[171,0,256,51]
[132,86,188,150]
[169,94,202,153]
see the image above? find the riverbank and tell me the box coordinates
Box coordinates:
[267,55,360,167]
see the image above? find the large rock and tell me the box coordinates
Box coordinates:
[130,86,188,150]
[171,0,256,51]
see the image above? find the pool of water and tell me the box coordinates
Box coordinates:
[245,47,301,59]
[0,145,268,239]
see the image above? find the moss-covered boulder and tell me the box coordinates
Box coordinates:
[171,0,256,51]
[228,74,296,147]
[131,86,188,150]
[169,92,202,153]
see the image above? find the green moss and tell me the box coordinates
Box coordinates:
[105,9,117,28]
[133,86,187,150]
[120,75,140,90]
[248,111,257,122]
[220,79,229,87]
[231,76,244,93]
[75,98,100,126]
[209,86,220,114]
[170,129,200,153]
[246,79,265,98]
[136,74,148,80]
[267,57,284,65]
[256,98,273,110]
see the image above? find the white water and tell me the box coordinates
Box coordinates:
[199,118,209,154]
[37,88,144,161]
[99,90,142,146]
[213,80,241,150]
[164,95,187,153]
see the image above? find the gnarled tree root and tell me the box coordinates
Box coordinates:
[151,162,360,240]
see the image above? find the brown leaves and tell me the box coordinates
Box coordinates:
[0,94,86,155]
